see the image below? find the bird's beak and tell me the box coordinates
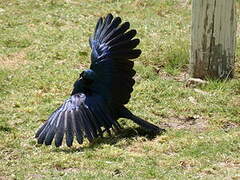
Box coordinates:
[80,72,84,77]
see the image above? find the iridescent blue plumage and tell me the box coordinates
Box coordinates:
[35,14,164,147]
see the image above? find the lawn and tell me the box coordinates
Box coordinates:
[0,0,239,179]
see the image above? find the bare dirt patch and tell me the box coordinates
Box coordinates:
[222,122,239,132]
[156,69,190,82]
[0,51,28,70]
[0,176,11,180]
[161,115,209,132]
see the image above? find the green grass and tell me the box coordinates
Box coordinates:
[0,0,240,179]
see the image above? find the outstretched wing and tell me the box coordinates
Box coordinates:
[89,14,141,106]
[35,93,121,147]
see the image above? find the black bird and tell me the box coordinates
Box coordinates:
[35,14,165,147]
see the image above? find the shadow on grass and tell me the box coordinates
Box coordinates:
[0,125,13,132]
[53,127,166,153]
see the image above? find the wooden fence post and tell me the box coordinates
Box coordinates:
[190,0,236,79]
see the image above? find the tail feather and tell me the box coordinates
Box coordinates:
[120,107,165,133]
[130,115,163,132]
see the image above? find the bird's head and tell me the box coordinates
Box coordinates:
[80,69,96,82]
[71,69,96,95]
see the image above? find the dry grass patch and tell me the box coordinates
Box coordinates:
[0,50,28,70]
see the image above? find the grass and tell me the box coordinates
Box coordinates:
[0,0,240,179]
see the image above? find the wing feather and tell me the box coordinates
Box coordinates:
[89,14,141,106]
[102,22,130,43]
[78,107,94,142]
[35,93,117,147]
[66,111,74,147]
[55,112,65,147]
[72,110,84,144]
[44,112,60,145]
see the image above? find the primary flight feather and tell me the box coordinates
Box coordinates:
[35,14,165,147]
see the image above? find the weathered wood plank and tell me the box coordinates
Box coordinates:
[190,0,236,79]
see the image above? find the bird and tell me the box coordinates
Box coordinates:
[35,13,165,147]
